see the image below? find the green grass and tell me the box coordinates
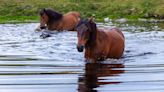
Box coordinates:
[0,0,163,23]
[0,16,38,24]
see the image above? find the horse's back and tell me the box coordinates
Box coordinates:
[65,11,81,19]
[71,12,81,18]
[62,12,81,31]
[109,28,124,40]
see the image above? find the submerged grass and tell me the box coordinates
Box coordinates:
[0,0,164,23]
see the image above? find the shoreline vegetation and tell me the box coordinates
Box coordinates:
[0,0,164,23]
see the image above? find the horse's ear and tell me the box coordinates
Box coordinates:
[88,17,94,23]
[87,17,96,31]
[39,8,46,16]
[42,8,47,15]
[87,17,97,44]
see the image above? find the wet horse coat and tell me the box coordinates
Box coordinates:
[36,8,81,31]
[76,19,125,61]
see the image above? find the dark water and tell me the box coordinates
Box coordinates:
[0,21,163,92]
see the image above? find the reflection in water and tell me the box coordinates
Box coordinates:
[0,23,163,92]
[78,63,124,92]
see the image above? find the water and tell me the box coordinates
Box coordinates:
[0,21,163,92]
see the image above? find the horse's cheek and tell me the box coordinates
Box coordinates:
[77,38,83,46]
[77,38,81,46]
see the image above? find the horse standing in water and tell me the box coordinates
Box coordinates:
[76,18,125,62]
[35,8,81,31]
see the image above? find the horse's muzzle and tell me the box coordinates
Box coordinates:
[40,26,46,29]
[77,45,84,52]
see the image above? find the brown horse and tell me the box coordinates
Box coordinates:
[35,8,81,31]
[76,18,125,62]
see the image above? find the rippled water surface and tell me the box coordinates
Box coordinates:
[0,21,163,92]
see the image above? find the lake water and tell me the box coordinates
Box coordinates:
[0,21,163,92]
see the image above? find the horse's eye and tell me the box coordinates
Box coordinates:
[42,16,45,19]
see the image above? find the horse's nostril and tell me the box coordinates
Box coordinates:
[77,46,84,52]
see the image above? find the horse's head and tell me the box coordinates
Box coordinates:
[76,18,97,52]
[39,8,63,29]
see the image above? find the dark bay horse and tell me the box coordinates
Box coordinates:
[35,8,81,31]
[76,18,125,62]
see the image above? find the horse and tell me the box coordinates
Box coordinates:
[35,8,81,31]
[76,18,125,62]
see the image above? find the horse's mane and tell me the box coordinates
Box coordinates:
[39,8,63,24]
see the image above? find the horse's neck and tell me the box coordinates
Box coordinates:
[96,29,108,45]
[85,29,107,56]
[50,19,64,30]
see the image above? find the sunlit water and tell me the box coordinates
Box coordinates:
[0,21,163,92]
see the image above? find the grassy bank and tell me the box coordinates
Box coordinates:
[0,0,164,23]
[0,16,38,23]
